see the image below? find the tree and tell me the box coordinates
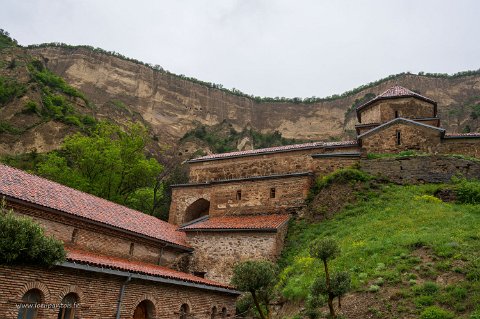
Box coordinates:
[231,260,277,319]
[37,122,163,215]
[309,238,350,318]
[0,200,66,266]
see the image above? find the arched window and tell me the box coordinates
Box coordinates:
[211,306,217,319]
[57,293,78,319]
[221,307,227,318]
[179,303,190,319]
[17,289,41,319]
[184,198,210,223]
[133,300,155,319]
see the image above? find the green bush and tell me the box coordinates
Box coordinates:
[419,306,454,319]
[415,295,435,307]
[309,168,371,198]
[23,100,38,114]
[0,76,26,105]
[63,115,82,127]
[454,179,480,204]
[0,203,66,266]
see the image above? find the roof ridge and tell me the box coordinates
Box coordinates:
[357,117,445,139]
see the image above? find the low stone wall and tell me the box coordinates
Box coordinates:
[360,155,480,184]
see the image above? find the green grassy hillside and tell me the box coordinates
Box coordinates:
[276,180,480,318]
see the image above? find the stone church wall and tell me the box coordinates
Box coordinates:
[360,155,480,184]
[360,122,443,154]
[439,138,480,158]
[0,265,236,319]
[359,97,435,124]
[169,174,312,225]
[188,146,359,183]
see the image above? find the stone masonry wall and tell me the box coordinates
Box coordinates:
[169,175,312,225]
[359,98,435,124]
[360,122,443,154]
[311,156,360,176]
[0,265,236,319]
[439,138,480,158]
[186,225,288,284]
[6,201,184,267]
[360,155,480,184]
[188,146,360,183]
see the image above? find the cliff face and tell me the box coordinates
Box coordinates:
[1,45,479,156]
[30,47,480,144]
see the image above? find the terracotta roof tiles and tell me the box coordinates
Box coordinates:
[189,140,358,162]
[65,249,233,290]
[179,214,291,231]
[356,85,436,113]
[0,164,190,249]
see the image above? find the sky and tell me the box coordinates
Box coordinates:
[2,0,480,98]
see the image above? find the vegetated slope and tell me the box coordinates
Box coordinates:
[0,47,98,155]
[276,178,480,319]
[27,45,480,147]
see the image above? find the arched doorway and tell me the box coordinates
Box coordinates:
[133,300,155,319]
[184,198,210,223]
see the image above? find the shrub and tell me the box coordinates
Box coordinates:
[419,306,454,319]
[23,100,38,114]
[470,310,480,319]
[454,179,480,204]
[368,284,380,292]
[310,168,372,198]
[415,295,435,307]
[0,202,66,266]
[0,76,26,105]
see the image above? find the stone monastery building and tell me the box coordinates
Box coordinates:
[1,86,480,319]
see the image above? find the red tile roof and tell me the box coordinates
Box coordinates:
[65,249,234,290]
[0,164,189,249]
[356,85,436,113]
[189,141,358,162]
[180,214,291,231]
[444,132,480,138]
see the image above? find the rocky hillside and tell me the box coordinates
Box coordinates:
[1,39,480,156]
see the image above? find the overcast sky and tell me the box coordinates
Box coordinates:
[2,0,479,98]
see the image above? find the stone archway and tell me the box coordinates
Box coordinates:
[184,198,210,223]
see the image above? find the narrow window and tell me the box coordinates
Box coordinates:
[221,307,227,318]
[179,304,190,319]
[211,306,218,319]
[270,188,276,199]
[396,130,401,146]
[129,243,135,255]
[395,110,399,118]
[71,228,78,244]
[236,190,242,201]
[57,293,79,319]
[17,289,41,319]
